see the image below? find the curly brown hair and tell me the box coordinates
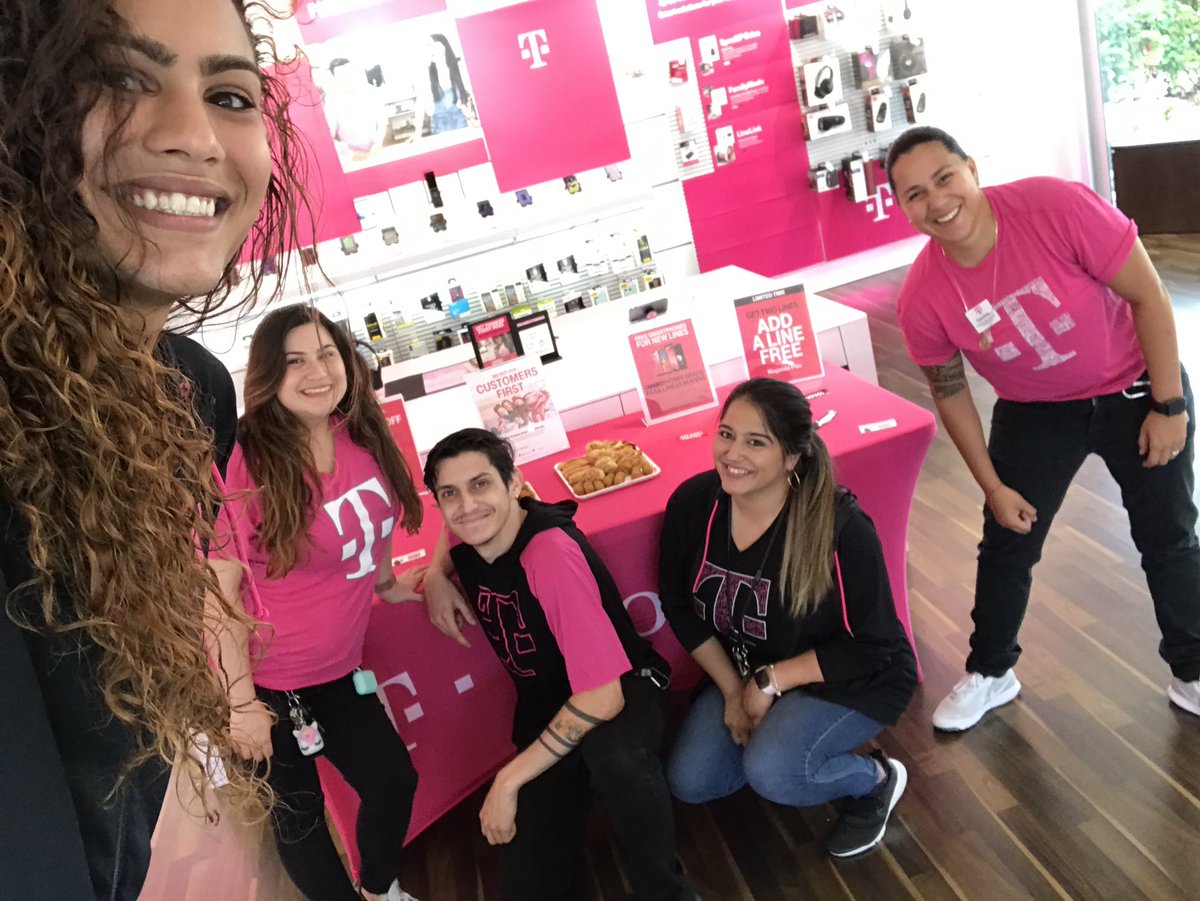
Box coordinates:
[240,305,423,577]
[0,0,313,818]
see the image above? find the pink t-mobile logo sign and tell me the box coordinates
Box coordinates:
[518,29,549,69]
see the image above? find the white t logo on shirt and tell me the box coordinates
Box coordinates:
[993,276,1077,370]
[323,477,395,580]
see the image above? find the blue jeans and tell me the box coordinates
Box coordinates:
[667,682,884,808]
[969,367,1200,680]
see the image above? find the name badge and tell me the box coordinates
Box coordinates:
[964,299,1000,334]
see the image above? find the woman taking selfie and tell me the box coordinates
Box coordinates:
[1,0,306,897]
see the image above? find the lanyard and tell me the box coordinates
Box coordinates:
[722,497,785,676]
[939,214,1001,350]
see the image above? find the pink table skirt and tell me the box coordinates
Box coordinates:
[320,365,936,870]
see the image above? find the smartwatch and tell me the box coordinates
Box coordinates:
[1150,396,1187,416]
[753,665,780,697]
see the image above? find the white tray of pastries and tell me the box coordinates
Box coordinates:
[553,440,660,499]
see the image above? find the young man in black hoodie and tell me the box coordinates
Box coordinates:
[422,429,693,901]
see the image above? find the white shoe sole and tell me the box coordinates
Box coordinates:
[932,678,1021,732]
[1167,682,1200,716]
[828,760,909,858]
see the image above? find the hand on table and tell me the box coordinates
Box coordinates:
[380,565,428,603]
[986,485,1037,534]
[1139,410,1189,468]
[423,570,477,647]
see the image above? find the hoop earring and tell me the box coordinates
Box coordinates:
[788,468,803,491]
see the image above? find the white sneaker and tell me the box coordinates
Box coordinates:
[1167,677,1200,716]
[932,670,1021,732]
[359,881,418,901]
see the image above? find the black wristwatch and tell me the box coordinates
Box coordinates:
[1150,396,1187,416]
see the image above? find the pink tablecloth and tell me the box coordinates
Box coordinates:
[320,365,936,867]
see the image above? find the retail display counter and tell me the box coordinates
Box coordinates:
[318,364,935,867]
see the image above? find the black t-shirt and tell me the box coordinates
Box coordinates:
[660,470,917,726]
[451,499,668,745]
[0,333,236,899]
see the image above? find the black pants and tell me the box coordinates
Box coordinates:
[258,673,418,900]
[503,674,692,901]
[968,367,1200,681]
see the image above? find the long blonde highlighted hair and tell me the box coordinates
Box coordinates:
[723,379,837,618]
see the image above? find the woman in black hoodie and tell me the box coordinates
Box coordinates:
[660,378,917,858]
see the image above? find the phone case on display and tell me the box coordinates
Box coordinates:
[902,78,928,123]
[892,35,927,79]
[381,226,399,246]
[429,213,447,233]
[477,199,494,217]
[867,90,891,131]
[842,157,869,203]
[424,171,443,208]
[515,189,533,207]
[448,279,466,302]
[563,175,582,194]
[604,164,623,182]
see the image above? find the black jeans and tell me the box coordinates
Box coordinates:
[258,673,418,900]
[968,367,1200,681]
[502,673,692,901]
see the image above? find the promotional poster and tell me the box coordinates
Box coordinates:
[734,283,824,382]
[627,318,717,424]
[466,358,568,464]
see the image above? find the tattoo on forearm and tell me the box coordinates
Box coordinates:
[536,734,564,759]
[564,700,605,725]
[921,354,968,399]
[545,725,579,750]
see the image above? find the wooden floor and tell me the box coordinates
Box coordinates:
[144,235,1200,900]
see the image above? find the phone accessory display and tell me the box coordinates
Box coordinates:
[604,164,623,182]
[808,163,840,193]
[868,89,891,131]
[803,102,853,140]
[801,57,843,107]
[429,213,447,233]
[339,235,359,256]
[381,226,399,246]
[892,35,927,79]
[842,156,870,203]
[423,171,443,208]
[902,77,928,123]
[477,199,494,217]
[563,175,582,194]
[515,189,533,207]
[286,692,324,757]
[818,4,846,38]
[789,14,819,40]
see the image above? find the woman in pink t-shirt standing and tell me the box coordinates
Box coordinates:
[886,126,1200,733]
[210,305,426,901]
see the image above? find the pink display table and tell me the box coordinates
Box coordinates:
[319,365,935,868]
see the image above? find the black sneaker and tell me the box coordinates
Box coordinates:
[825,750,907,858]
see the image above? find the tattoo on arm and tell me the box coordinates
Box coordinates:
[563,700,605,726]
[544,725,579,750]
[921,353,968,400]
[536,734,564,759]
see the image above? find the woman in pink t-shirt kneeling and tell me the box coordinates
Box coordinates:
[210,305,426,901]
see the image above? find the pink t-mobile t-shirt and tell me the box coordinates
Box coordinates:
[521,528,631,694]
[216,425,402,691]
[897,177,1144,402]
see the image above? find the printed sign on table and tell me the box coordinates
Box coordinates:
[466,358,568,465]
[627,318,718,425]
[734,283,824,383]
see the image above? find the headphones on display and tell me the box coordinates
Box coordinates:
[814,64,835,99]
